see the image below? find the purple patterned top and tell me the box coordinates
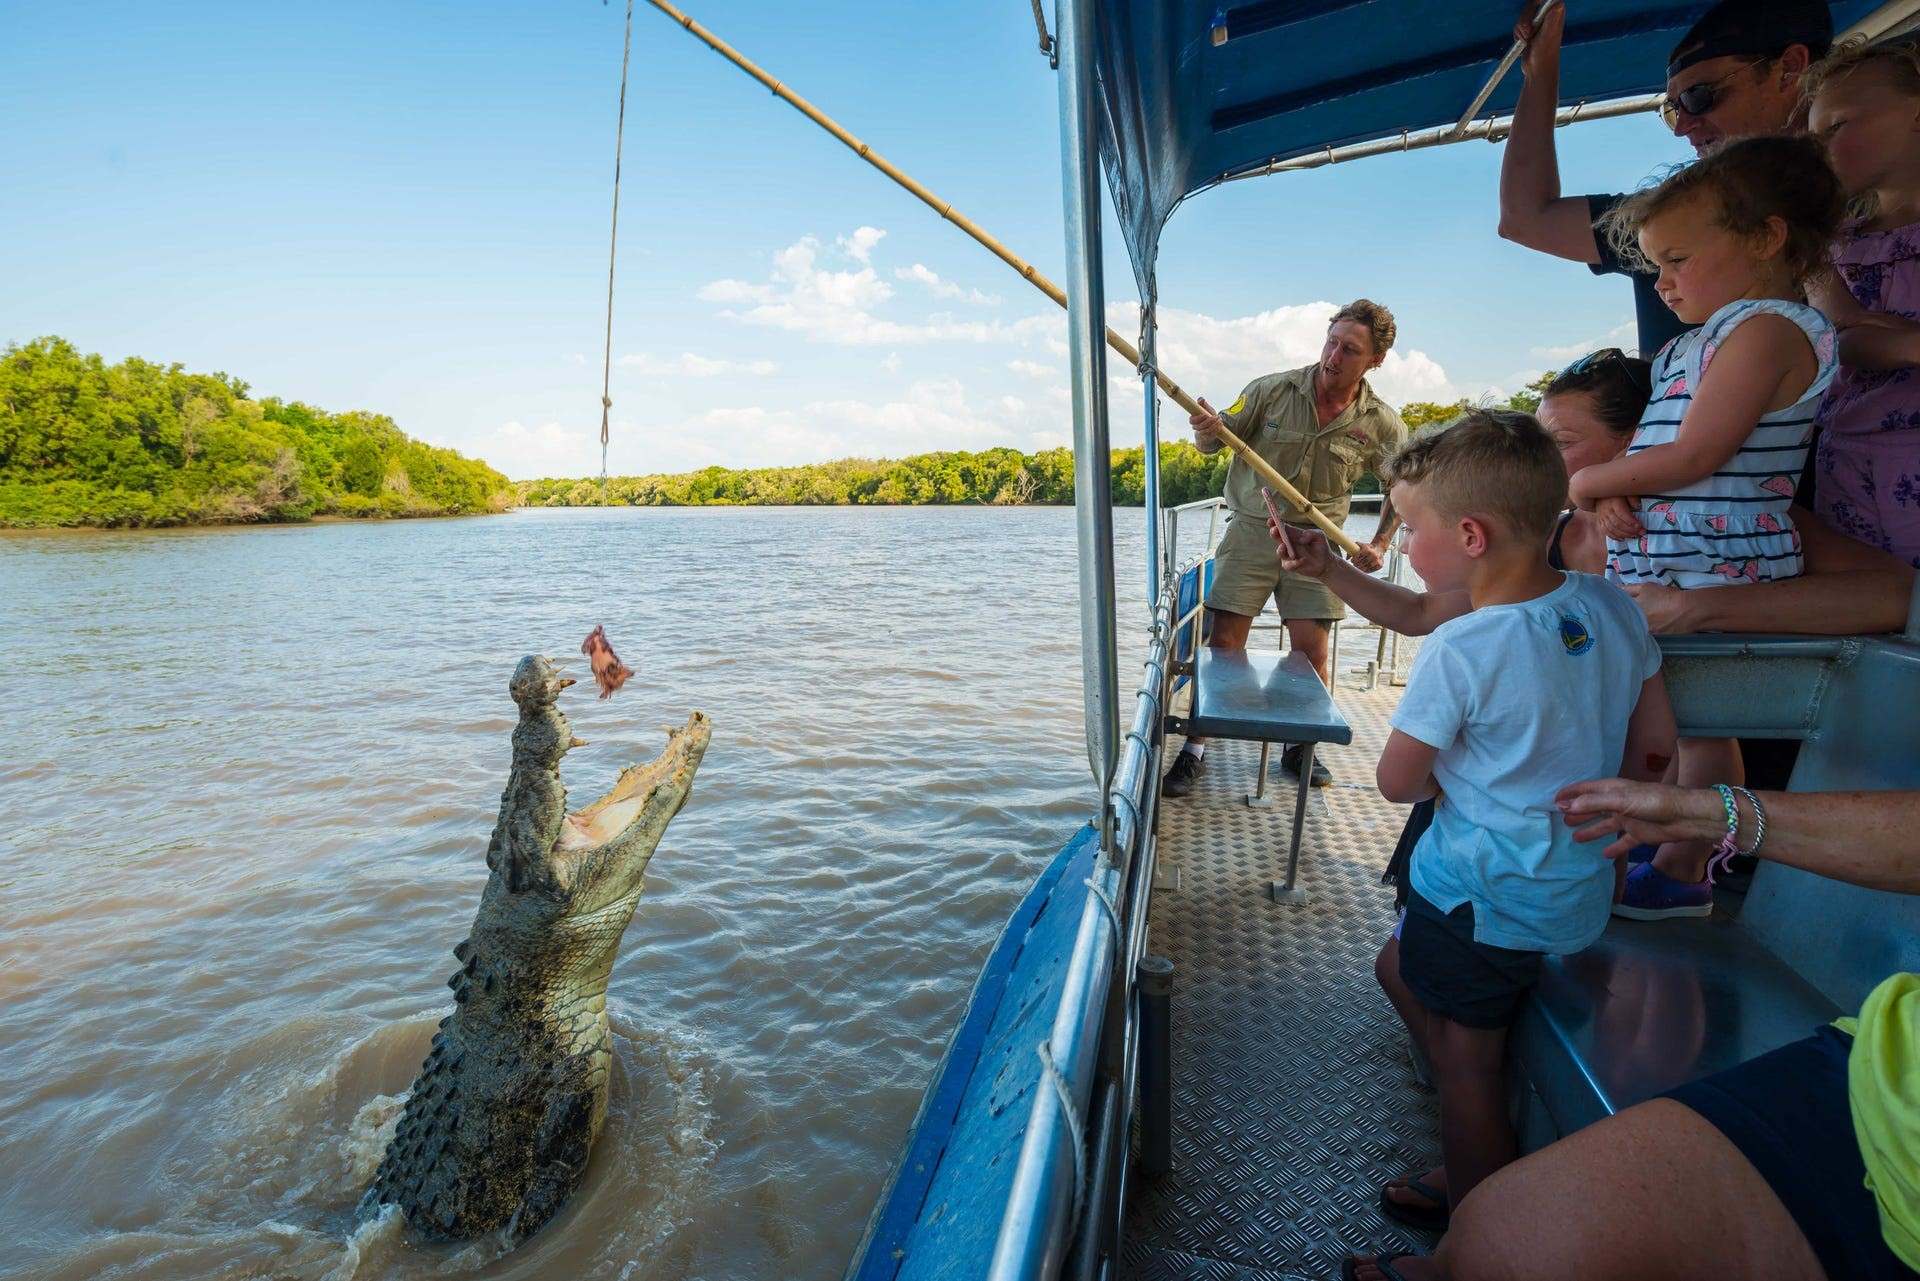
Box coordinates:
[1815,217,1920,565]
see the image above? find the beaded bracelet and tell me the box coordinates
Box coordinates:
[1730,784,1768,857]
[1707,783,1770,880]
[1708,783,1742,881]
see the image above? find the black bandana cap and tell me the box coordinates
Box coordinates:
[1667,0,1834,79]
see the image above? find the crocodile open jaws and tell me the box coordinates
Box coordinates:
[360,654,710,1245]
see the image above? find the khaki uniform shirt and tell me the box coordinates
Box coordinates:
[1210,366,1406,524]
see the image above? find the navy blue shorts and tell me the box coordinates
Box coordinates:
[1665,1025,1915,1281]
[1397,887,1543,1030]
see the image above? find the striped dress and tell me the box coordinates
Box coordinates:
[1608,298,1837,589]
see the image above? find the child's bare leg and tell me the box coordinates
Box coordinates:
[1650,737,1742,882]
[1377,941,1449,1214]
[1376,935,1431,1061]
[1425,1015,1517,1209]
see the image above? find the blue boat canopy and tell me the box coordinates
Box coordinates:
[1090,0,1881,297]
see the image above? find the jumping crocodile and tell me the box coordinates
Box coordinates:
[360,654,710,1244]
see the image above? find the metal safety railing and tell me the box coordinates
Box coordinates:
[986,582,1177,1279]
[984,2,1172,1271]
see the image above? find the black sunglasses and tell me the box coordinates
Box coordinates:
[1561,348,1653,398]
[1660,57,1770,128]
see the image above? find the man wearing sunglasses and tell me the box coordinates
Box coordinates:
[1498,0,1832,357]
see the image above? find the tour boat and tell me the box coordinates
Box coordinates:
[843,2,1920,1278]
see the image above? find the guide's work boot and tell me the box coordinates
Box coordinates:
[1283,743,1332,788]
[1162,749,1204,798]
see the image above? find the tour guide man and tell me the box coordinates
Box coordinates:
[1163,299,1407,797]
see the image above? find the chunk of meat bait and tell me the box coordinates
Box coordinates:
[580,625,633,700]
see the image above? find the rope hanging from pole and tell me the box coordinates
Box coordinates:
[599,0,636,482]
[640,0,1361,556]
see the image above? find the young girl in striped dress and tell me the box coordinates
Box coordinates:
[1570,135,1845,919]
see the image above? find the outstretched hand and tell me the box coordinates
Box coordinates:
[1555,778,1721,858]
[1271,518,1332,578]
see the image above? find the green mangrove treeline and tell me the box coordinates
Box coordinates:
[517,444,1248,509]
[0,337,512,528]
[512,389,1530,510]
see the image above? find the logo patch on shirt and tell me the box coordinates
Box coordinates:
[1559,614,1594,655]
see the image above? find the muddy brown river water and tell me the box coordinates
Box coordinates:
[1,503,1380,1280]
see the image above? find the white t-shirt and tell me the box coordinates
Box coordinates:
[1393,571,1662,953]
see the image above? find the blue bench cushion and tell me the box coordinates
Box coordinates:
[1512,912,1839,1139]
[1184,646,1352,745]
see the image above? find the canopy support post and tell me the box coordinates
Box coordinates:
[1056,0,1120,797]
[1140,314,1164,611]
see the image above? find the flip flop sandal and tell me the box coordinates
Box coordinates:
[1341,1251,1420,1281]
[1378,1176,1450,1232]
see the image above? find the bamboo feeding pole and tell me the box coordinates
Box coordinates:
[644,0,1363,557]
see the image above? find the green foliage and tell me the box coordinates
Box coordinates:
[517,440,1240,509]
[0,337,511,528]
[1397,372,1558,438]
[1505,370,1557,414]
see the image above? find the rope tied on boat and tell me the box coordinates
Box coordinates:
[1035,1040,1088,1226]
[1083,869,1121,939]
[598,0,636,482]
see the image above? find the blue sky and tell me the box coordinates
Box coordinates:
[0,1,1693,480]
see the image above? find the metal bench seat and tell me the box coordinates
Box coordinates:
[1511,913,1839,1145]
[1169,646,1351,904]
[1181,646,1353,747]
[1511,633,1920,1149]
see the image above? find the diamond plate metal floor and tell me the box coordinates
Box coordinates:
[1125,663,1441,1281]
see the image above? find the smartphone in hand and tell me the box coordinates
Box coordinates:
[1261,486,1295,559]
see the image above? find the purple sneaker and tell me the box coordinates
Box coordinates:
[1612,862,1713,920]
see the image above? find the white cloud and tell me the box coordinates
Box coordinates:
[625,377,1068,473]
[895,263,1001,306]
[1530,318,1637,363]
[473,420,593,481]
[1130,300,1464,408]
[700,231,1053,346]
[837,226,887,263]
[620,351,779,377]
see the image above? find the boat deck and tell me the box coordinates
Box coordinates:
[1124,633,1441,1279]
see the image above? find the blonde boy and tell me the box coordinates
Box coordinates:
[1364,410,1675,1216]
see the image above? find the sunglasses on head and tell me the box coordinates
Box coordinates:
[1659,56,1770,129]
[1561,348,1653,398]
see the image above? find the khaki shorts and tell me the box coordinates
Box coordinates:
[1203,512,1347,621]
